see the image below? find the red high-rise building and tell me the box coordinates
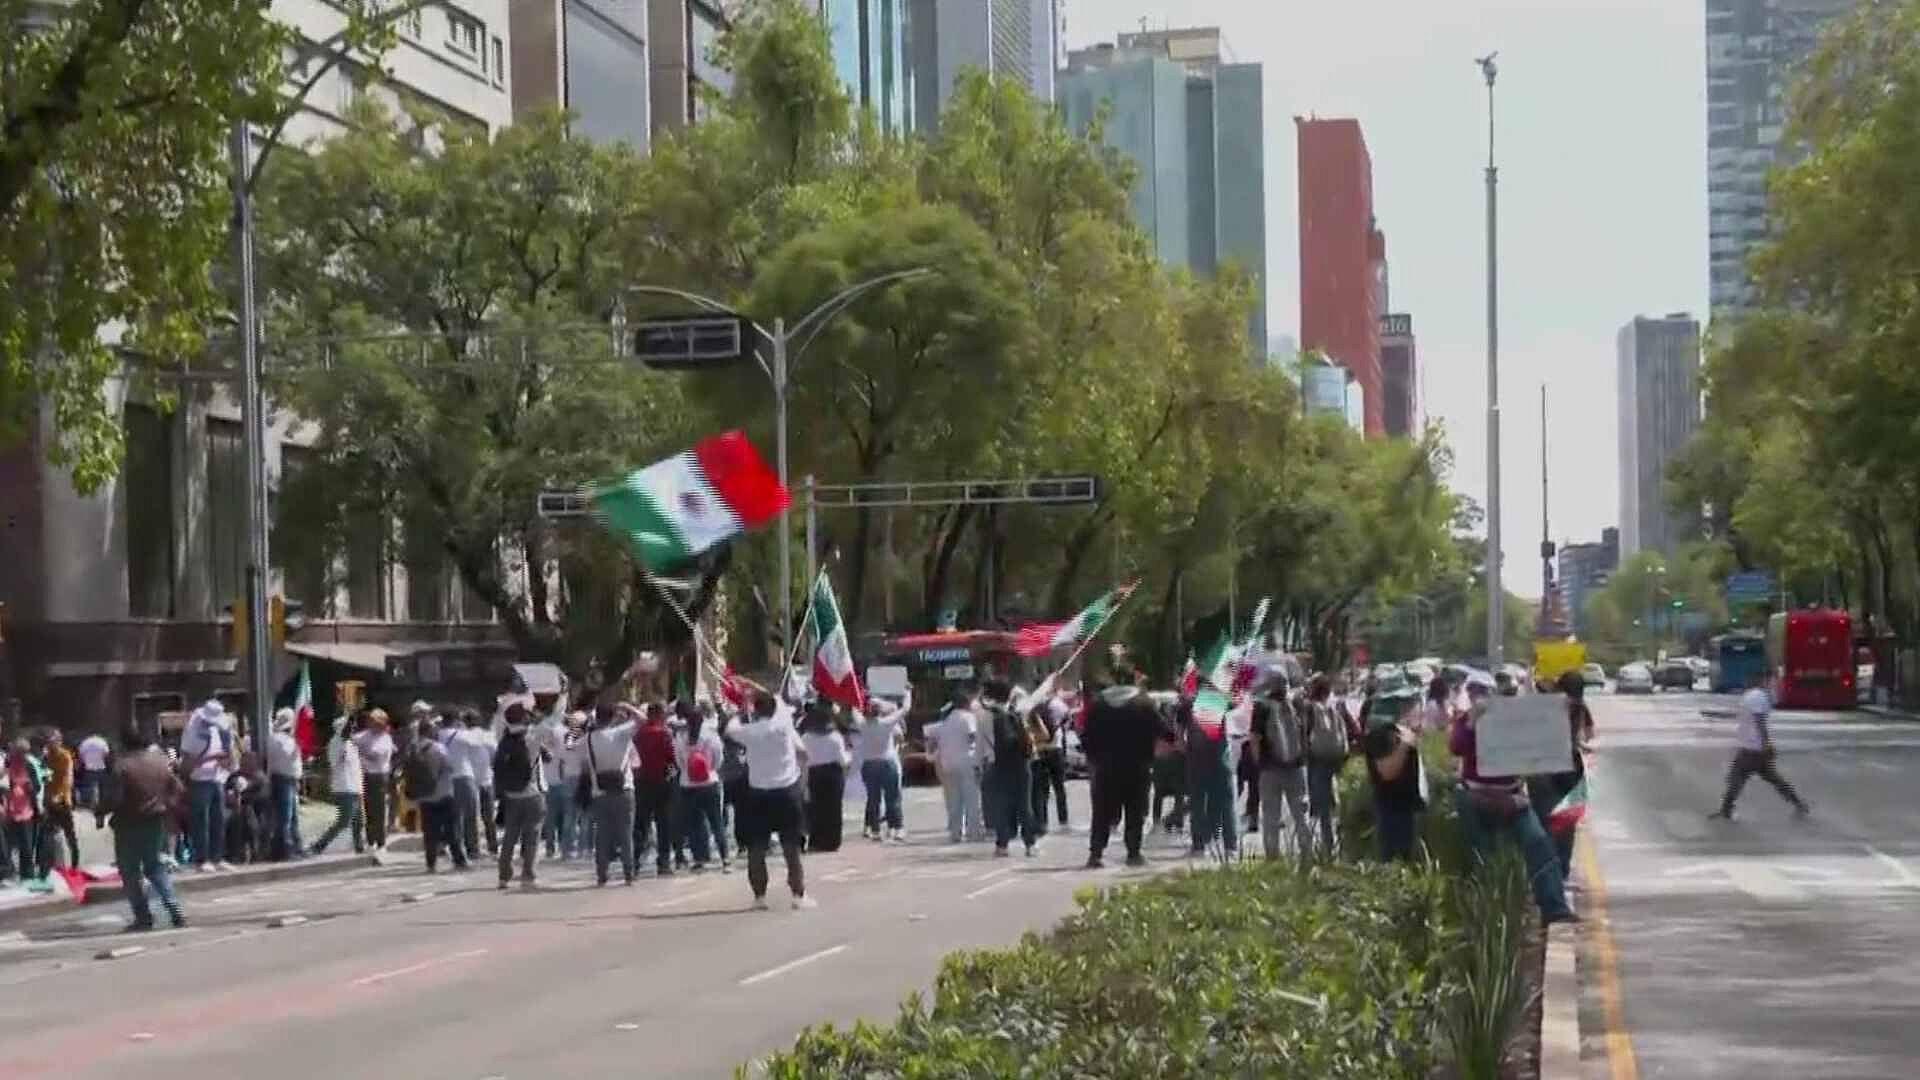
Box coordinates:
[1297,118,1384,436]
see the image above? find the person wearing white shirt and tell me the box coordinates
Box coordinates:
[310,717,365,855]
[675,703,730,871]
[923,692,986,843]
[798,703,852,853]
[352,712,396,851]
[576,703,639,886]
[1030,694,1072,836]
[456,715,498,857]
[75,732,111,815]
[266,708,306,860]
[539,708,580,860]
[853,692,910,842]
[1711,674,1810,821]
[179,701,237,870]
[724,693,813,910]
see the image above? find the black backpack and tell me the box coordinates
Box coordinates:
[401,744,438,799]
[494,729,534,794]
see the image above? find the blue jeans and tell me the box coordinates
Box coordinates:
[543,785,577,858]
[188,780,225,866]
[987,761,1036,849]
[1189,761,1238,854]
[1455,788,1573,919]
[271,775,302,858]
[680,784,728,864]
[861,759,903,832]
[1374,798,1418,862]
[113,818,181,926]
[1528,772,1579,881]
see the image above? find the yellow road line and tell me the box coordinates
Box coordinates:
[1578,830,1639,1080]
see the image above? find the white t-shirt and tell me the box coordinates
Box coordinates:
[267,731,303,779]
[925,709,980,772]
[441,727,475,781]
[576,721,638,792]
[181,711,235,784]
[727,708,805,790]
[537,719,571,787]
[855,707,904,765]
[354,730,396,776]
[801,731,851,770]
[675,728,726,788]
[329,735,364,795]
[77,734,111,771]
[457,727,497,788]
[1736,687,1771,752]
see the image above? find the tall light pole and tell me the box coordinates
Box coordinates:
[230,121,272,746]
[622,269,931,653]
[1477,52,1504,666]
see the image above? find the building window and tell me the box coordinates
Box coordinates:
[205,418,247,613]
[345,508,390,620]
[402,7,423,39]
[492,35,506,86]
[404,512,449,623]
[275,445,333,619]
[124,404,175,618]
[447,10,485,57]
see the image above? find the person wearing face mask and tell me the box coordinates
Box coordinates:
[1448,682,1577,924]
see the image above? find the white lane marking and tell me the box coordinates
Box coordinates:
[1862,844,1920,888]
[350,948,488,987]
[963,877,1019,902]
[651,887,719,910]
[738,944,849,987]
[973,865,1016,882]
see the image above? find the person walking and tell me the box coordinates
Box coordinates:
[40,730,79,869]
[675,702,729,872]
[982,681,1038,858]
[925,691,985,844]
[467,710,500,857]
[1450,682,1577,924]
[1710,671,1810,822]
[1029,694,1071,836]
[540,709,580,861]
[632,702,679,877]
[104,725,186,931]
[3,739,43,881]
[853,692,908,842]
[1252,678,1310,861]
[1302,675,1349,859]
[266,708,305,861]
[799,704,850,853]
[405,719,465,874]
[75,730,111,823]
[579,703,638,887]
[450,709,492,858]
[179,700,236,871]
[1083,668,1161,869]
[1184,698,1238,860]
[310,717,364,856]
[726,692,813,911]
[492,703,546,889]
[352,710,396,852]
[1363,693,1425,862]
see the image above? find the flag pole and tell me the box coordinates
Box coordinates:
[1038,579,1141,698]
[781,568,822,685]
[634,567,742,695]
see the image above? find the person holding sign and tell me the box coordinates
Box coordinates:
[1449,683,1577,924]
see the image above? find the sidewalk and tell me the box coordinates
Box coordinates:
[0,801,423,929]
[1857,701,1919,722]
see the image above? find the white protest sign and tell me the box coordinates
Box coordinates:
[866,665,910,698]
[1473,694,1573,778]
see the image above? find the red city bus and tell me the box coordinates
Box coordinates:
[1765,609,1855,711]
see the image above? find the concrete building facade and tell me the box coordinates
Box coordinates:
[1297,117,1384,436]
[1380,312,1418,438]
[1617,314,1703,558]
[1706,0,1855,318]
[1558,527,1621,640]
[907,0,1055,129]
[649,0,734,135]
[0,2,520,735]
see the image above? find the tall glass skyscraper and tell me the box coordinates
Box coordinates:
[819,0,911,131]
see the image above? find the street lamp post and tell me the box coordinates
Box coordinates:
[621,269,931,650]
[1477,52,1504,667]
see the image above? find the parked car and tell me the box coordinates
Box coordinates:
[1616,662,1654,694]
[1582,662,1608,688]
[1655,660,1697,691]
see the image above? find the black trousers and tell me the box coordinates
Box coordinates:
[421,798,465,870]
[744,782,806,899]
[363,776,389,848]
[1031,750,1069,829]
[1089,765,1150,859]
[1719,748,1806,815]
[805,764,845,852]
[635,779,676,871]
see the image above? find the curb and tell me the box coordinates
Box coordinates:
[1857,703,1920,723]
[0,834,424,931]
[1540,922,1580,1078]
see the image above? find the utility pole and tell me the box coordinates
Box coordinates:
[1541,383,1553,605]
[1478,52,1504,666]
[231,121,272,746]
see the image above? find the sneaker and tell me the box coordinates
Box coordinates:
[993,846,1011,858]
[657,866,675,878]
[889,829,908,844]
[721,859,734,874]
[519,877,538,891]
[1084,855,1105,870]
[691,862,709,874]
[791,894,818,911]
[1025,843,1037,858]
[497,879,510,891]
[1544,910,1583,926]
[122,921,154,934]
[1707,810,1735,821]
[168,912,187,929]
[752,895,770,911]
[1124,853,1148,869]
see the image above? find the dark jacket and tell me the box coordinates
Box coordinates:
[107,747,183,828]
[1083,687,1162,774]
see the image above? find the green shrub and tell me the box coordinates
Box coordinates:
[1336,731,1467,872]
[1441,847,1535,1080]
[752,861,1459,1079]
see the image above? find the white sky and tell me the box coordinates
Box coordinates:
[1064,0,1708,598]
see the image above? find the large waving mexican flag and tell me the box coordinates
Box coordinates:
[808,572,864,709]
[589,431,790,571]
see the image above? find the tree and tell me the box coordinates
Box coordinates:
[259,104,712,677]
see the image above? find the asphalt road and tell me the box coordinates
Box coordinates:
[1582,690,1920,1079]
[0,779,1200,1080]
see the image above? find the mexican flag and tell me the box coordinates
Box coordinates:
[292,661,319,757]
[1178,653,1199,698]
[719,664,749,710]
[1195,633,1238,692]
[1229,597,1272,694]
[808,573,864,709]
[1191,687,1230,739]
[1014,580,1138,657]
[589,431,790,571]
[1546,777,1588,837]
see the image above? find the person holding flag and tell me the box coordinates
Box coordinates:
[1083,666,1161,869]
[726,691,814,911]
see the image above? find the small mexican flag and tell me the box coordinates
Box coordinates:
[808,573,864,709]
[590,431,790,571]
[1195,632,1239,692]
[1014,580,1138,657]
[1546,777,1588,837]
[292,661,319,757]
[1190,687,1230,739]
[1178,653,1199,698]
